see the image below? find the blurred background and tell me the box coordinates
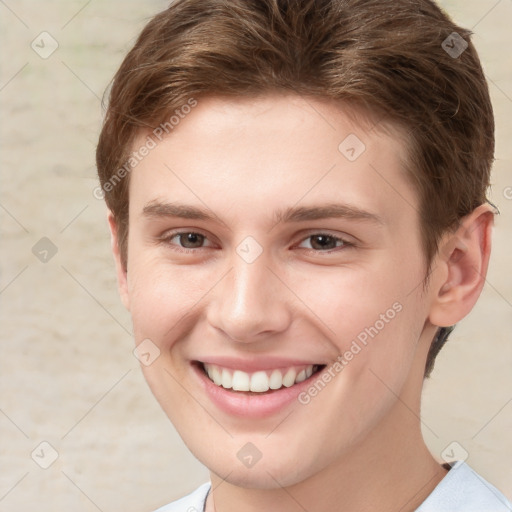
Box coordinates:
[0,1,510,510]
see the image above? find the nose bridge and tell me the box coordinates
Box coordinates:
[230,255,269,314]
[208,246,291,341]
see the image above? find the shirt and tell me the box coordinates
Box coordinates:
[153,460,512,512]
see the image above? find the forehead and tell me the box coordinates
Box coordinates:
[128,94,417,228]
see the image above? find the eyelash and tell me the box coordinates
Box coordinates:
[159,230,354,255]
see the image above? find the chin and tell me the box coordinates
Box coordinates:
[193,438,325,490]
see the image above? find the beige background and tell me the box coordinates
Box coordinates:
[0,1,510,510]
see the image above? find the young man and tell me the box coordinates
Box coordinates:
[96,0,511,510]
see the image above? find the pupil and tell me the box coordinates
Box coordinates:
[180,233,204,248]
[311,235,335,250]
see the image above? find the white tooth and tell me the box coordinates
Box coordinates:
[295,369,307,383]
[282,368,296,387]
[232,370,250,391]
[211,366,222,386]
[211,365,317,391]
[205,364,215,381]
[269,369,283,389]
[250,371,270,392]
[221,368,233,388]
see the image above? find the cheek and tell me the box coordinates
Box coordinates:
[291,255,427,381]
[126,253,213,344]
[293,256,418,335]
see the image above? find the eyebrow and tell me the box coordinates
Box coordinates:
[142,200,384,225]
[275,204,384,225]
[143,201,212,221]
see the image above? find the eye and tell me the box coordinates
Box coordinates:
[164,231,212,249]
[297,234,349,251]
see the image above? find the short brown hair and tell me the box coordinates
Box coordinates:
[96,0,494,376]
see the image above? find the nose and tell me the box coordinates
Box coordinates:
[206,251,293,343]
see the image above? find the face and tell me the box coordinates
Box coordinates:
[114,94,439,488]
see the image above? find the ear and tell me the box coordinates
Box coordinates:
[107,211,130,311]
[428,203,494,327]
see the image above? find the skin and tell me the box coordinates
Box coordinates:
[108,93,494,512]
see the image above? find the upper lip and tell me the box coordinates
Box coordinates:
[194,356,326,372]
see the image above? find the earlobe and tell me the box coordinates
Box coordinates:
[429,204,494,327]
[107,211,131,311]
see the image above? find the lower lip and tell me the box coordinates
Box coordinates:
[192,362,323,418]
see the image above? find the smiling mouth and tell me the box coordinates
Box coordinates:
[197,362,326,394]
